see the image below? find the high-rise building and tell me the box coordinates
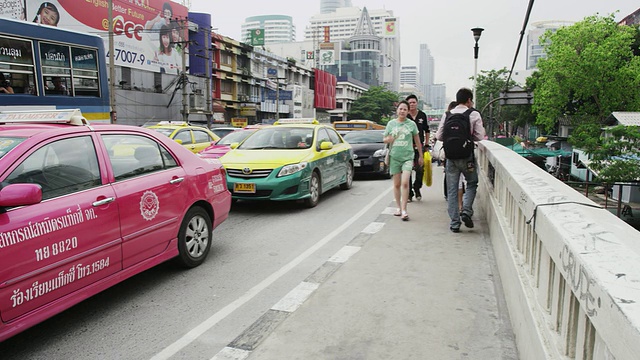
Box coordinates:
[400,66,418,87]
[316,8,383,88]
[526,21,573,70]
[429,84,446,110]
[305,7,401,91]
[241,15,296,45]
[419,44,434,105]
[320,0,353,14]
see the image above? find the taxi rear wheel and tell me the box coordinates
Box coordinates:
[304,171,321,208]
[339,162,354,190]
[175,207,212,268]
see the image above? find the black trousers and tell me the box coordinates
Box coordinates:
[409,149,423,198]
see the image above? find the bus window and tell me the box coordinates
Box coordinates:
[0,17,109,122]
[333,120,385,132]
[0,36,37,95]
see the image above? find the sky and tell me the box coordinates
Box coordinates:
[189,0,638,100]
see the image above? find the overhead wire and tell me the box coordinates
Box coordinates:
[504,0,536,92]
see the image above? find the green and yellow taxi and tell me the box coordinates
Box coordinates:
[221,118,354,207]
[145,121,220,153]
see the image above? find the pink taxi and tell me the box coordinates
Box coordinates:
[197,125,267,161]
[197,128,255,160]
[0,109,231,342]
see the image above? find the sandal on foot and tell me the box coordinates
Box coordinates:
[394,208,402,216]
[401,211,409,221]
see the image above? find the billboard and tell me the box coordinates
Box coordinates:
[1,1,188,74]
[318,49,335,66]
[384,18,397,37]
[250,28,264,46]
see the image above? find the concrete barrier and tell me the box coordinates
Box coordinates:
[475,140,640,360]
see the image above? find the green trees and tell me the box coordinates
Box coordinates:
[348,86,399,123]
[532,15,640,133]
[571,124,640,183]
[473,68,533,136]
[531,15,640,183]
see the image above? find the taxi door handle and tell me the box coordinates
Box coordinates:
[93,197,115,207]
[170,177,184,184]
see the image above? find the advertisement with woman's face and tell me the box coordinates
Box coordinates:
[0,0,188,74]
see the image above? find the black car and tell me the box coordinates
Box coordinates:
[342,130,390,178]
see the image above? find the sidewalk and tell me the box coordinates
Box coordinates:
[217,168,519,360]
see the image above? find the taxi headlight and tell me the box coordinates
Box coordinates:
[278,162,308,177]
[373,148,388,158]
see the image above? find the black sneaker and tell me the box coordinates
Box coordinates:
[461,213,474,228]
[450,227,460,233]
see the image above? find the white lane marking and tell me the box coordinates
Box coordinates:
[361,222,385,234]
[210,347,250,360]
[270,281,320,313]
[328,245,361,263]
[152,186,393,360]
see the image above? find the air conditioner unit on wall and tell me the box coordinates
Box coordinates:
[189,93,205,110]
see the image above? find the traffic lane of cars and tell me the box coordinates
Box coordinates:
[0,110,231,342]
[0,177,392,359]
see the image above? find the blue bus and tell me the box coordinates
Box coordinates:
[0,17,110,122]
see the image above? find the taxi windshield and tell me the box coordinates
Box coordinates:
[217,130,255,145]
[239,127,313,150]
[0,137,26,159]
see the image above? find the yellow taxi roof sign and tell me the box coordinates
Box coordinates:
[274,118,318,125]
[156,121,188,126]
[0,109,88,126]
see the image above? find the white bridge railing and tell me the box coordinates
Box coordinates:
[476,140,640,360]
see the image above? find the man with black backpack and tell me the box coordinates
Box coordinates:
[435,88,486,233]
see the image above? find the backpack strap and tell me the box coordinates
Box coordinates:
[463,108,474,136]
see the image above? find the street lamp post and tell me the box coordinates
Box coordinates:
[471,27,484,104]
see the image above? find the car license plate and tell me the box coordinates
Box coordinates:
[234,183,256,193]
[353,160,361,167]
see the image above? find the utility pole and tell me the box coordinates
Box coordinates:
[275,78,279,121]
[205,25,212,129]
[181,18,189,122]
[108,0,116,123]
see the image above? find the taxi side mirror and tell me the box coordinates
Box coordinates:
[230,142,240,149]
[0,183,42,207]
[319,141,333,151]
[174,139,183,145]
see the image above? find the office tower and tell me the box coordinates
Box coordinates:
[400,66,418,87]
[241,15,296,45]
[305,7,401,91]
[419,44,434,104]
[320,0,353,14]
[526,21,573,70]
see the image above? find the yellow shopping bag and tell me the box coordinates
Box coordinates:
[423,152,432,187]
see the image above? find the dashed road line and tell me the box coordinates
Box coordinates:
[152,187,392,360]
[210,209,394,359]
